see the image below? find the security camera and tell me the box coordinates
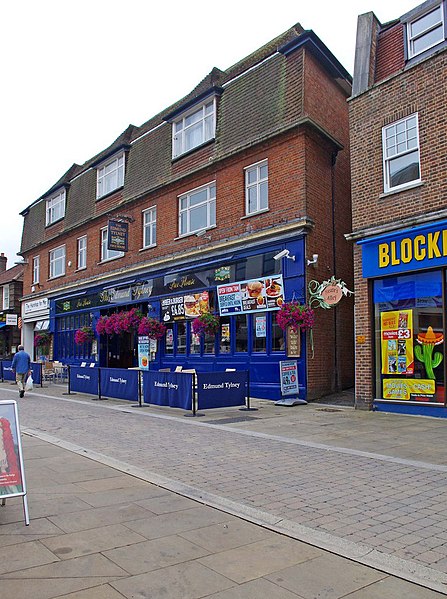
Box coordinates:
[273,249,290,260]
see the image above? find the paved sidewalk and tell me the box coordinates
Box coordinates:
[1,381,447,596]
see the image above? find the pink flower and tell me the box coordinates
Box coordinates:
[276,302,314,332]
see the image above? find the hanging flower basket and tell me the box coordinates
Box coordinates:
[95,308,142,336]
[276,301,315,333]
[191,313,220,336]
[138,317,166,340]
[34,332,51,348]
[74,327,95,345]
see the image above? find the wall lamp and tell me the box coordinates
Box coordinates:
[306,253,319,267]
[273,249,295,261]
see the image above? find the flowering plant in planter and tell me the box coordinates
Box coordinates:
[34,333,51,347]
[138,317,166,340]
[276,301,315,333]
[191,312,220,336]
[95,308,142,336]
[74,327,95,345]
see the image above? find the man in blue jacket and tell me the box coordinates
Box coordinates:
[11,345,31,398]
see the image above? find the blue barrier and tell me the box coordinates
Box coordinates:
[70,366,99,395]
[100,368,139,401]
[2,361,15,381]
[197,371,248,410]
[30,363,42,385]
[142,371,193,410]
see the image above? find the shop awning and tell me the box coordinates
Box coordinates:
[34,320,50,331]
[0,322,5,329]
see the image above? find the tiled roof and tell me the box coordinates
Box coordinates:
[0,265,24,285]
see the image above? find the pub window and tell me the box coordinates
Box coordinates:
[176,322,187,354]
[272,312,285,352]
[252,312,267,353]
[190,326,201,354]
[235,314,248,352]
[165,326,174,355]
[219,316,231,354]
[204,330,216,354]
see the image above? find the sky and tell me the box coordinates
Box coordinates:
[1,0,417,267]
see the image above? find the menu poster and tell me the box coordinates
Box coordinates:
[217,275,284,315]
[162,292,210,323]
[0,401,25,498]
[381,310,414,375]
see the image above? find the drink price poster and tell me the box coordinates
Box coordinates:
[0,400,29,525]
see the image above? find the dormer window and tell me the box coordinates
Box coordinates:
[407,2,445,59]
[96,152,125,199]
[46,189,66,226]
[172,99,215,158]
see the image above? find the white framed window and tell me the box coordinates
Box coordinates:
[382,114,421,192]
[407,3,445,59]
[77,235,87,270]
[49,245,66,279]
[46,189,66,225]
[96,152,125,199]
[143,207,157,248]
[32,256,40,284]
[245,160,268,215]
[179,182,216,236]
[2,285,9,310]
[173,99,216,158]
[101,227,124,262]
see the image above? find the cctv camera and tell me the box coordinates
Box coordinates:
[273,249,289,260]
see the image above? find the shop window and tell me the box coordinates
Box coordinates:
[374,270,444,404]
[252,312,267,353]
[165,326,174,355]
[235,314,248,353]
[190,328,201,354]
[382,114,420,192]
[272,312,285,352]
[219,317,231,354]
[176,322,187,354]
[406,3,445,59]
[172,98,215,158]
[178,182,216,236]
[245,160,268,215]
[96,152,125,199]
[204,331,216,354]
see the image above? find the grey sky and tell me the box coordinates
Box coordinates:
[1,0,417,266]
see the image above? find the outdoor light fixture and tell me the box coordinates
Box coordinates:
[306,254,319,267]
[273,249,295,261]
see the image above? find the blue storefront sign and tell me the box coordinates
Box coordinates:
[70,366,99,395]
[197,371,247,409]
[142,371,192,410]
[100,368,138,401]
[359,219,447,278]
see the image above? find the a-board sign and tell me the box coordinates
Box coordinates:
[0,400,29,525]
[279,360,299,396]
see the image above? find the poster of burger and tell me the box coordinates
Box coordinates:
[217,275,284,315]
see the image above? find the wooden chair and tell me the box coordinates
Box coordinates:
[43,361,55,383]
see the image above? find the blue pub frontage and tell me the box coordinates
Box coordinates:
[50,238,307,401]
[359,219,447,417]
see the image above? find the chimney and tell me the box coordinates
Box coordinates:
[0,253,7,272]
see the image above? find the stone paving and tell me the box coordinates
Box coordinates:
[2,382,447,594]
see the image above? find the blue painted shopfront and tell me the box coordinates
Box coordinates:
[51,238,308,400]
[359,221,447,417]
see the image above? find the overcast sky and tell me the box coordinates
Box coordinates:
[1,0,417,267]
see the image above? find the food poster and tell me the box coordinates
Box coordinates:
[162,292,210,322]
[217,275,284,315]
[380,310,414,375]
[138,336,150,369]
[0,402,24,497]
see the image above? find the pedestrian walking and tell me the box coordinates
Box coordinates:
[11,345,31,398]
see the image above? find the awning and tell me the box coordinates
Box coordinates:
[34,320,50,331]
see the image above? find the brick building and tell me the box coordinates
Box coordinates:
[0,254,23,358]
[19,25,353,400]
[348,0,447,415]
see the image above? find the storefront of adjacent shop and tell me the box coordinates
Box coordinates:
[21,297,51,361]
[359,220,447,417]
[50,239,307,400]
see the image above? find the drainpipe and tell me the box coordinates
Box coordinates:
[331,150,339,392]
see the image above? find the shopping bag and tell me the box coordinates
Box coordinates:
[25,376,34,391]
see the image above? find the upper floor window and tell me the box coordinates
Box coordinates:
[77,236,87,270]
[32,256,40,284]
[49,245,66,279]
[173,99,215,158]
[46,189,66,225]
[179,182,216,236]
[143,207,157,248]
[96,152,125,199]
[101,227,124,262]
[382,114,421,192]
[407,3,445,59]
[2,285,9,310]
[245,160,268,215]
